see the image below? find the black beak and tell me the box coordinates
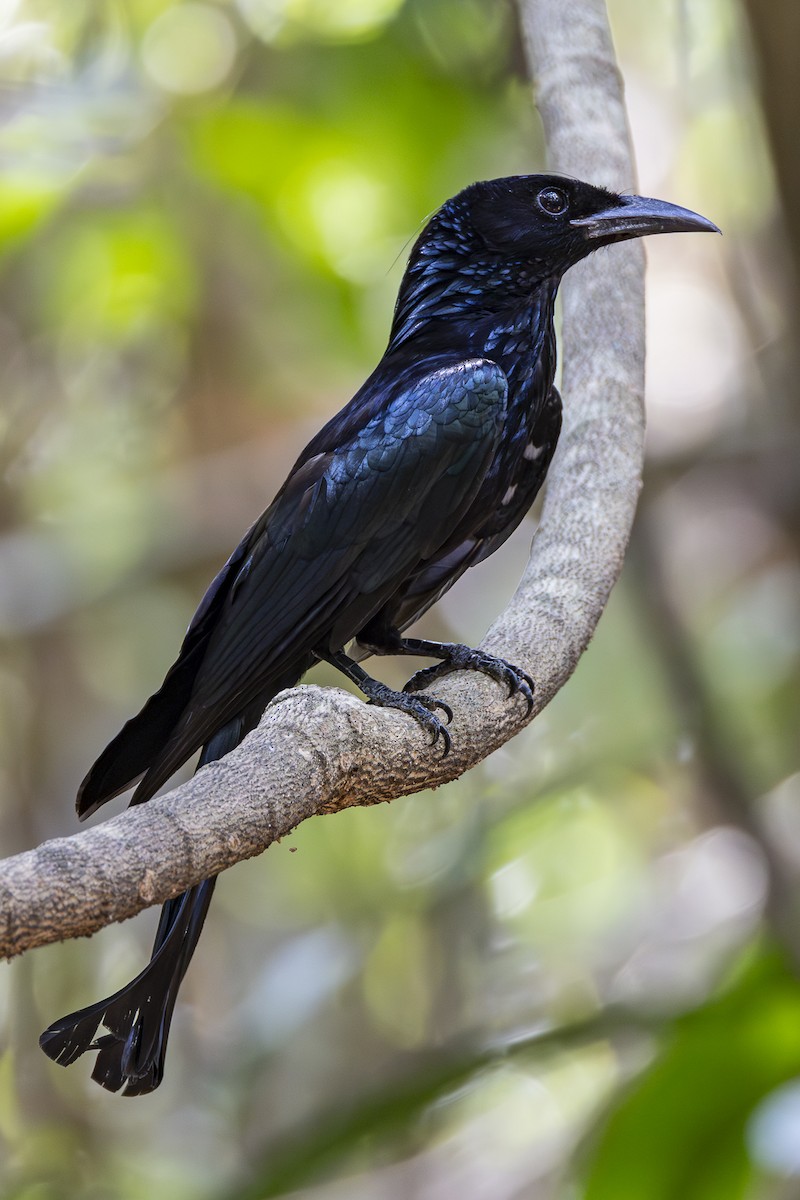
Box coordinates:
[571,194,720,244]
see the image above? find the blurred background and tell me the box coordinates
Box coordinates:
[0,0,798,1196]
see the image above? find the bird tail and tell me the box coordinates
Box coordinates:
[39,720,241,1095]
[40,877,216,1095]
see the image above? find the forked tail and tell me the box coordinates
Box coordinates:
[40,878,216,1095]
[40,720,242,1095]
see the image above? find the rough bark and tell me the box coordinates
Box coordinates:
[0,0,645,961]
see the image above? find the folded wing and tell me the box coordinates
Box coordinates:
[78,356,508,816]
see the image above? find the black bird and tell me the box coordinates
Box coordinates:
[40,175,717,1094]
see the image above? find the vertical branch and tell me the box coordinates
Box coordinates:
[494,0,645,689]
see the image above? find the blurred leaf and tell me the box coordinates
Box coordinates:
[239,0,406,46]
[485,784,646,951]
[581,952,800,1200]
[0,177,66,257]
[44,207,197,344]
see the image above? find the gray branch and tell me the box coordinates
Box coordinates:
[0,0,645,961]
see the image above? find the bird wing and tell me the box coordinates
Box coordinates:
[80,356,508,814]
[76,528,264,817]
[382,384,563,634]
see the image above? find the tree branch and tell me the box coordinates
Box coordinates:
[0,0,645,961]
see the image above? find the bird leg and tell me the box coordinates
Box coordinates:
[358,631,534,713]
[319,648,454,755]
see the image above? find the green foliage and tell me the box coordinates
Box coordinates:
[582,954,800,1200]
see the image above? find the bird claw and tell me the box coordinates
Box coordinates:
[403,661,451,694]
[501,663,535,712]
[366,684,453,757]
[426,696,454,726]
[405,647,534,715]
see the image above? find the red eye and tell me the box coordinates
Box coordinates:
[537,187,568,216]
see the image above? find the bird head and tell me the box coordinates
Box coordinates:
[390,174,718,349]
[462,174,719,273]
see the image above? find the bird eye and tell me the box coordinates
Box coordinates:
[537,187,568,216]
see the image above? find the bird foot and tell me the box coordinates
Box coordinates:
[404,645,534,713]
[360,679,453,757]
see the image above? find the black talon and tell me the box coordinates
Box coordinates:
[503,667,534,713]
[367,687,453,754]
[317,649,453,755]
[395,639,534,715]
[433,721,452,757]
